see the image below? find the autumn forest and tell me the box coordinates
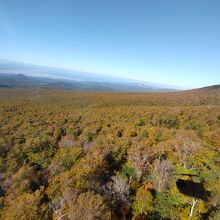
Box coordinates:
[0,87,220,220]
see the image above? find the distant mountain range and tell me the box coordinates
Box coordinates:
[0,60,180,92]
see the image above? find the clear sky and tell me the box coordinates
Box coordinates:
[0,0,220,88]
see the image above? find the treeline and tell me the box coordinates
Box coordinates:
[0,88,220,219]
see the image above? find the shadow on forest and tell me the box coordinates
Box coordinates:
[201,206,219,220]
[176,179,218,220]
[176,179,210,201]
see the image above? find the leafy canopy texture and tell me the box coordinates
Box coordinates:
[0,88,219,219]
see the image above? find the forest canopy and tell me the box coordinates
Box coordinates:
[0,87,219,220]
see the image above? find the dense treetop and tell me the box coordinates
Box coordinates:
[0,88,219,219]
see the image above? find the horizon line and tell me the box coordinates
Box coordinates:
[0,58,200,90]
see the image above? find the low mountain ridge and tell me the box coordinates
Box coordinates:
[197,84,220,91]
[0,60,180,91]
[0,73,176,92]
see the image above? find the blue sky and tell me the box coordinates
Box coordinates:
[0,0,220,88]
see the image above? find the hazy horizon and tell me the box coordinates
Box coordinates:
[0,59,191,90]
[0,58,219,90]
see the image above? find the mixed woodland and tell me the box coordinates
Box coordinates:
[0,87,220,220]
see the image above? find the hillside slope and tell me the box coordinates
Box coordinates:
[0,84,219,106]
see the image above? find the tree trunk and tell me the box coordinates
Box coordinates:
[189,198,197,218]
